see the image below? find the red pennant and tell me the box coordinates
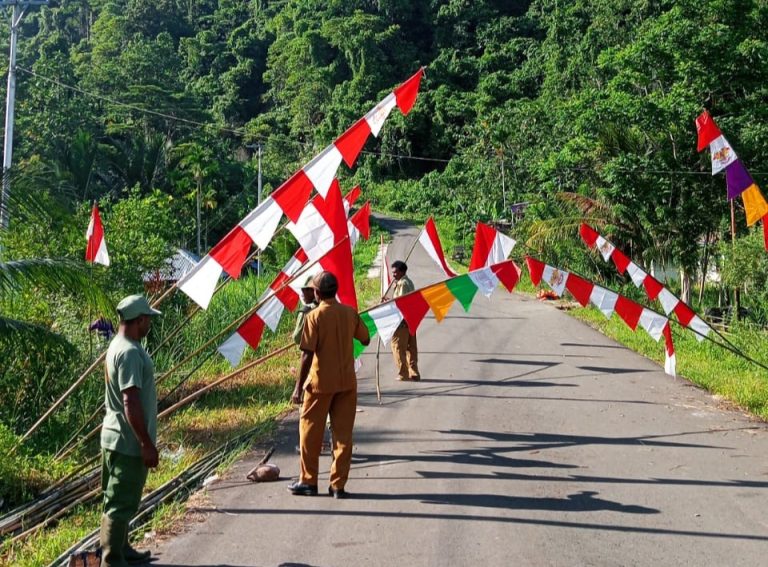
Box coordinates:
[565,273,594,307]
[673,302,695,327]
[642,276,664,301]
[394,68,424,115]
[272,170,314,223]
[579,223,599,248]
[350,202,371,240]
[525,256,545,286]
[615,296,643,330]
[209,226,253,279]
[491,260,521,292]
[344,185,362,207]
[335,118,372,168]
[611,249,631,274]
[238,315,266,350]
[395,292,430,335]
[695,110,722,152]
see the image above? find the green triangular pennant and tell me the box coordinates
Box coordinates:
[445,274,478,312]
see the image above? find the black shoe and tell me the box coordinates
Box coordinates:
[328,487,350,499]
[287,481,318,496]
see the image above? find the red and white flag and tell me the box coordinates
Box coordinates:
[85,204,110,266]
[178,70,424,309]
[418,217,457,277]
[469,222,516,271]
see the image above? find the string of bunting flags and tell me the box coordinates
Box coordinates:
[578,223,711,341]
[525,256,677,376]
[177,68,424,309]
[354,260,522,358]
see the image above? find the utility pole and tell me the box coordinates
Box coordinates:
[1,1,49,231]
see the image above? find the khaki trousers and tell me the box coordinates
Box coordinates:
[391,323,420,379]
[299,388,357,489]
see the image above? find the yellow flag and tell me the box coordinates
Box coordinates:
[742,184,768,226]
[421,283,455,322]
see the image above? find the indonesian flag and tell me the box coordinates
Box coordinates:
[418,217,457,277]
[177,70,424,309]
[85,204,109,266]
[469,222,516,271]
[525,257,569,297]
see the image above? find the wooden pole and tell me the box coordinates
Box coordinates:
[375,235,384,403]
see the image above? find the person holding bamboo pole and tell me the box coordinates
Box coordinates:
[288,271,370,498]
[385,260,421,381]
[99,295,161,567]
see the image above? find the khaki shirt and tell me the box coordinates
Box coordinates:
[300,299,370,393]
[393,275,415,298]
[101,334,157,456]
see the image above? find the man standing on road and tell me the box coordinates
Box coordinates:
[288,271,370,498]
[100,295,161,567]
[386,260,421,381]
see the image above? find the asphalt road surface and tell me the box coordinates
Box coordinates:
[151,216,768,567]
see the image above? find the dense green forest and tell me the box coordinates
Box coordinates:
[2,0,768,436]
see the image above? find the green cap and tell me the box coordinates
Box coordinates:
[116,294,162,321]
[301,275,315,290]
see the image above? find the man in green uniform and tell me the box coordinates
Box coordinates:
[387,260,421,381]
[288,271,370,498]
[292,276,319,346]
[100,295,161,567]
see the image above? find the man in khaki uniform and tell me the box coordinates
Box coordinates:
[100,295,161,567]
[388,260,421,381]
[288,271,370,498]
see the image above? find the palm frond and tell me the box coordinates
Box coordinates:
[0,316,74,349]
[0,258,114,315]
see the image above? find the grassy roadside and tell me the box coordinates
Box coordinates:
[0,223,387,567]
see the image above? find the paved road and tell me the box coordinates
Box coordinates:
[151,216,768,566]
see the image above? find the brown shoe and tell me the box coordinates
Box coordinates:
[409,375,421,381]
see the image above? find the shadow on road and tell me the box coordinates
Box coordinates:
[194,507,768,542]
[439,428,732,451]
[354,490,659,514]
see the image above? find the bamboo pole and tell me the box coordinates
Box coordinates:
[157,343,293,420]
[375,234,384,403]
[54,239,346,462]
